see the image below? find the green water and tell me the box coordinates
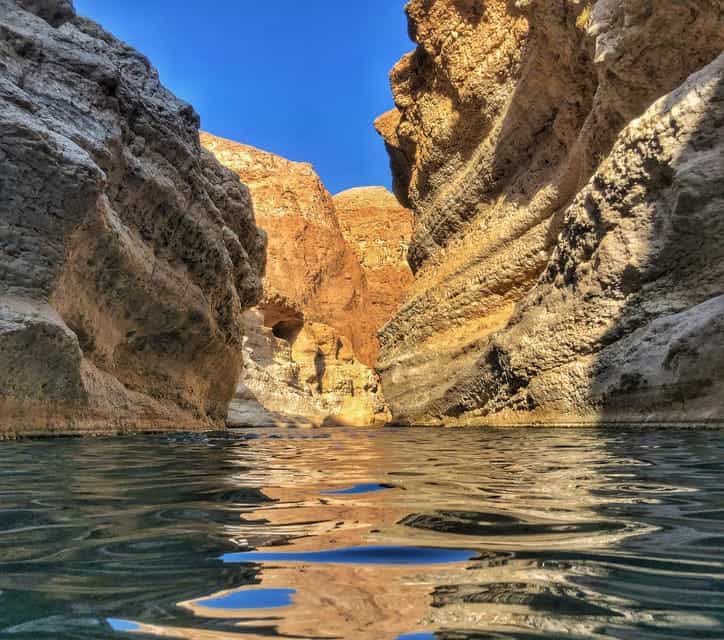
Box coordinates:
[1,427,723,639]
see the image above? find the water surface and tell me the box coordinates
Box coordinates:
[1,427,723,639]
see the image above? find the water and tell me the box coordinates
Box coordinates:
[0,427,723,639]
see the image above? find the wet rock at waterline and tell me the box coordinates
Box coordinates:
[376,0,724,425]
[0,0,265,436]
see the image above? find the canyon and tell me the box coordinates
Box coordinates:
[0,0,415,436]
[1,0,723,435]
[3,4,724,638]
[375,0,724,425]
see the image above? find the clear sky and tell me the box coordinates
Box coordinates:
[73,1,412,195]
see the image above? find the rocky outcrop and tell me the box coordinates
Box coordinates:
[200,134,378,365]
[376,0,724,425]
[201,134,391,426]
[228,310,388,427]
[333,187,414,333]
[0,0,265,437]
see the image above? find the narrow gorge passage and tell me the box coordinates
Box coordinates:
[2,0,722,433]
[201,133,414,428]
[1,1,723,639]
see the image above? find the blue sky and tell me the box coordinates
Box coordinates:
[73,1,412,194]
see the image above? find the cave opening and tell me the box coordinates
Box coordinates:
[272,320,303,344]
[261,301,305,345]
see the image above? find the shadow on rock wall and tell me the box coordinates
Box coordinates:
[442,58,724,425]
[377,0,724,425]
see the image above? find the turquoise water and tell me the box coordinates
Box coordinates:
[1,427,723,639]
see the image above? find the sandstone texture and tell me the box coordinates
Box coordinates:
[376,0,724,425]
[201,134,392,427]
[228,309,388,427]
[0,0,265,437]
[333,187,414,333]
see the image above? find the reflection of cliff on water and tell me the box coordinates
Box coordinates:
[3,428,723,640]
[132,428,670,640]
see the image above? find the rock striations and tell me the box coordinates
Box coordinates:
[0,0,265,437]
[5,0,717,434]
[376,0,724,425]
[202,134,411,427]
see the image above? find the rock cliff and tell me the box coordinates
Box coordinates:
[201,134,393,426]
[333,187,414,334]
[0,0,265,437]
[376,0,724,425]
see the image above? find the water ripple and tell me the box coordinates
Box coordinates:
[0,427,722,639]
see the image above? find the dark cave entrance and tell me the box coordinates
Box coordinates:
[272,319,303,344]
[262,300,305,345]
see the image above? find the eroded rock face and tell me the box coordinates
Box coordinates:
[201,134,391,426]
[0,0,265,436]
[377,0,724,424]
[228,310,389,427]
[333,187,414,332]
[200,134,378,364]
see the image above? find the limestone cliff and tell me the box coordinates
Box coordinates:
[377,0,724,425]
[201,134,391,426]
[0,0,265,437]
[333,187,414,333]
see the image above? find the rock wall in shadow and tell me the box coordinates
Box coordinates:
[0,0,266,436]
[376,0,724,424]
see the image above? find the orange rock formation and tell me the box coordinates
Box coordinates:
[201,133,377,364]
[333,187,414,332]
[201,134,410,426]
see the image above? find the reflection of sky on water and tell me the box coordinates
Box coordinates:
[107,618,141,632]
[321,482,394,494]
[221,545,476,565]
[196,587,295,610]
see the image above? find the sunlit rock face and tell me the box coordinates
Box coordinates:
[201,134,391,426]
[333,187,414,333]
[0,0,265,437]
[228,310,388,427]
[376,0,724,424]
